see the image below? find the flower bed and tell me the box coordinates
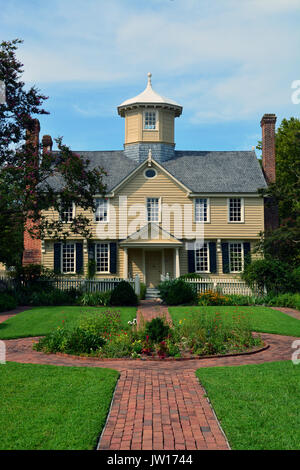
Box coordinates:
[33,308,263,359]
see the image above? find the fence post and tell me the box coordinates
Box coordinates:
[134,274,140,296]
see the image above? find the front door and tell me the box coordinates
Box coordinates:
[145,251,161,287]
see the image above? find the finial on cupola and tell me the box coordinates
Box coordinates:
[147,72,152,88]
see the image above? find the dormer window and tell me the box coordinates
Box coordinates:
[144,110,157,130]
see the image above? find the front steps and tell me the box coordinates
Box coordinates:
[145,288,160,300]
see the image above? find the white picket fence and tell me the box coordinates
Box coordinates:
[39,277,136,293]
[185,278,262,296]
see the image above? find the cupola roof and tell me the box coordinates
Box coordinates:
[118,73,182,117]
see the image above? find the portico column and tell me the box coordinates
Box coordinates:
[123,247,128,279]
[162,249,165,277]
[175,248,180,278]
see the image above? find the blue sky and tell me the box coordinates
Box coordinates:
[1,0,300,152]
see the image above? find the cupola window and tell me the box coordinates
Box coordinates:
[144,110,157,130]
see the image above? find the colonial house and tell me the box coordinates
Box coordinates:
[23,74,277,288]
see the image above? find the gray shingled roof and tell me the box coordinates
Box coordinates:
[45,150,267,193]
[164,151,267,193]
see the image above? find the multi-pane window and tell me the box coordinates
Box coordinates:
[144,110,156,129]
[229,242,243,272]
[195,243,209,272]
[95,198,108,222]
[60,203,74,223]
[95,243,109,273]
[195,198,208,222]
[229,198,243,222]
[147,198,160,222]
[62,243,75,273]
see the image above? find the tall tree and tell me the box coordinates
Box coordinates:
[257,117,300,266]
[0,39,106,267]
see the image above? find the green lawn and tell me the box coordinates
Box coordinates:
[0,306,137,339]
[0,362,119,450]
[169,306,300,337]
[197,361,300,450]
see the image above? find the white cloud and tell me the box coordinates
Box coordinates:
[1,0,299,123]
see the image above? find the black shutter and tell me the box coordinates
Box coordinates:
[209,242,217,273]
[76,243,83,274]
[110,242,117,274]
[187,249,195,273]
[54,243,61,273]
[221,242,230,274]
[243,242,251,268]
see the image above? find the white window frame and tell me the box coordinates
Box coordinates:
[146,197,161,223]
[143,109,158,130]
[194,242,210,273]
[228,241,244,273]
[227,198,244,223]
[94,198,109,223]
[59,202,75,224]
[95,242,110,273]
[61,242,76,274]
[194,198,210,223]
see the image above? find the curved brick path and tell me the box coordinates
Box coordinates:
[1,303,300,450]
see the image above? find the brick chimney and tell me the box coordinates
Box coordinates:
[260,113,278,230]
[42,134,53,154]
[23,119,42,266]
[260,113,277,184]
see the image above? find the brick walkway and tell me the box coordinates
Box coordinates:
[137,300,172,328]
[2,303,300,450]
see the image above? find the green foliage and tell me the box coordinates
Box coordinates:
[175,312,261,356]
[80,291,111,307]
[265,292,300,310]
[0,39,107,266]
[0,292,17,312]
[110,281,138,306]
[158,279,197,305]
[34,326,106,355]
[29,288,80,306]
[145,317,170,343]
[139,282,146,300]
[257,117,300,266]
[87,259,96,279]
[179,272,203,280]
[242,257,298,294]
[78,310,122,336]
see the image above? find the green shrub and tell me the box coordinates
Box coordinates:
[29,288,80,306]
[110,281,138,306]
[176,312,261,356]
[0,293,17,312]
[159,279,197,305]
[265,292,300,310]
[80,291,111,306]
[145,317,170,343]
[179,273,203,280]
[242,258,298,294]
[139,282,146,301]
[34,326,105,355]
